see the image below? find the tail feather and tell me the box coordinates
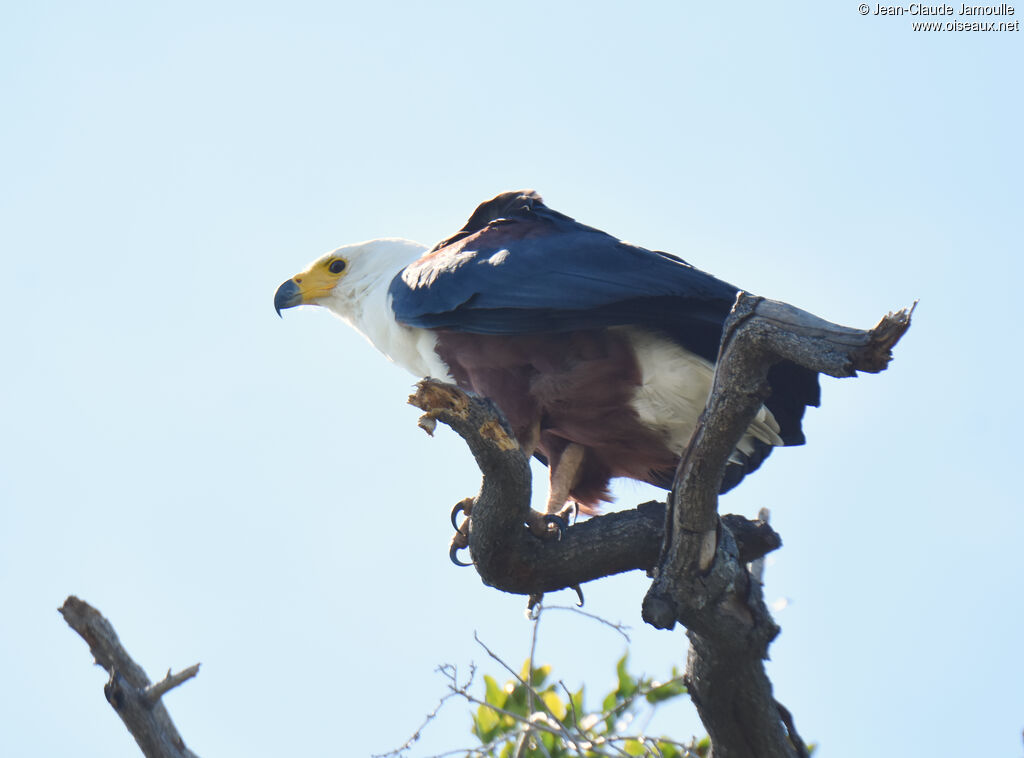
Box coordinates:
[647,433,776,494]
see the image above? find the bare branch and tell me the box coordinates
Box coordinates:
[539,604,632,644]
[407,387,784,596]
[144,665,201,707]
[410,379,661,592]
[59,596,200,758]
[635,293,912,757]
[371,663,477,758]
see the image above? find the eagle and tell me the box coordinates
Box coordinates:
[275,190,820,531]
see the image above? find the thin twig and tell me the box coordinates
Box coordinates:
[527,602,542,722]
[526,722,555,758]
[512,731,529,758]
[473,630,580,749]
[474,631,529,687]
[459,694,565,738]
[143,665,201,706]
[537,605,633,643]
[371,663,476,758]
[382,612,695,758]
[560,680,579,727]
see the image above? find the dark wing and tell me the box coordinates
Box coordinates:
[389,190,740,364]
[389,190,820,443]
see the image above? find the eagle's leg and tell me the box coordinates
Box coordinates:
[518,425,581,538]
[523,442,585,538]
[544,442,584,522]
[519,420,541,460]
[517,420,556,538]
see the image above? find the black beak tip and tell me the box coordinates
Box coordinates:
[274,279,302,317]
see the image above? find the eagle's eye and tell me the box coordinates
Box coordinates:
[328,259,347,274]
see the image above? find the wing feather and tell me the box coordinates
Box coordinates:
[388,191,739,360]
[389,191,820,444]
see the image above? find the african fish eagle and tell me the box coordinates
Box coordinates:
[274,190,820,525]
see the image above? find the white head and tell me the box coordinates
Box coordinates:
[274,238,427,321]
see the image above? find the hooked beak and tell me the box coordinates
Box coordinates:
[274,279,303,317]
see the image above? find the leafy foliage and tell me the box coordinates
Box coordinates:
[467,653,699,758]
[374,609,813,758]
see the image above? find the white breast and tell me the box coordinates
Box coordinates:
[623,327,782,458]
[349,289,453,381]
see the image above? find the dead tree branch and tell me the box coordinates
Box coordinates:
[408,391,782,595]
[59,596,200,758]
[639,293,912,758]
[410,293,913,758]
[410,380,671,593]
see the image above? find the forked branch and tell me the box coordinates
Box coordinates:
[411,293,913,758]
[59,596,200,758]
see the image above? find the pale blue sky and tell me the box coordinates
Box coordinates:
[2,2,1021,756]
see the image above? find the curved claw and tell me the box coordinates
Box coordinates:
[571,584,584,607]
[449,543,473,567]
[526,594,544,619]
[451,501,468,530]
[544,513,569,540]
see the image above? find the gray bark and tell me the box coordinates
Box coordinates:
[59,596,200,758]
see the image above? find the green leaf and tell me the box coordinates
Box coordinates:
[568,687,584,727]
[484,674,507,707]
[516,659,551,686]
[645,679,687,704]
[506,682,529,717]
[541,690,566,720]
[623,738,646,756]
[615,654,637,699]
[601,690,618,714]
[657,743,680,758]
[473,703,503,743]
[531,664,551,688]
[539,729,556,752]
[470,714,484,742]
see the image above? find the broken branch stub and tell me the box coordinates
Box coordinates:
[639,293,911,758]
[59,596,200,758]
[647,293,914,630]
